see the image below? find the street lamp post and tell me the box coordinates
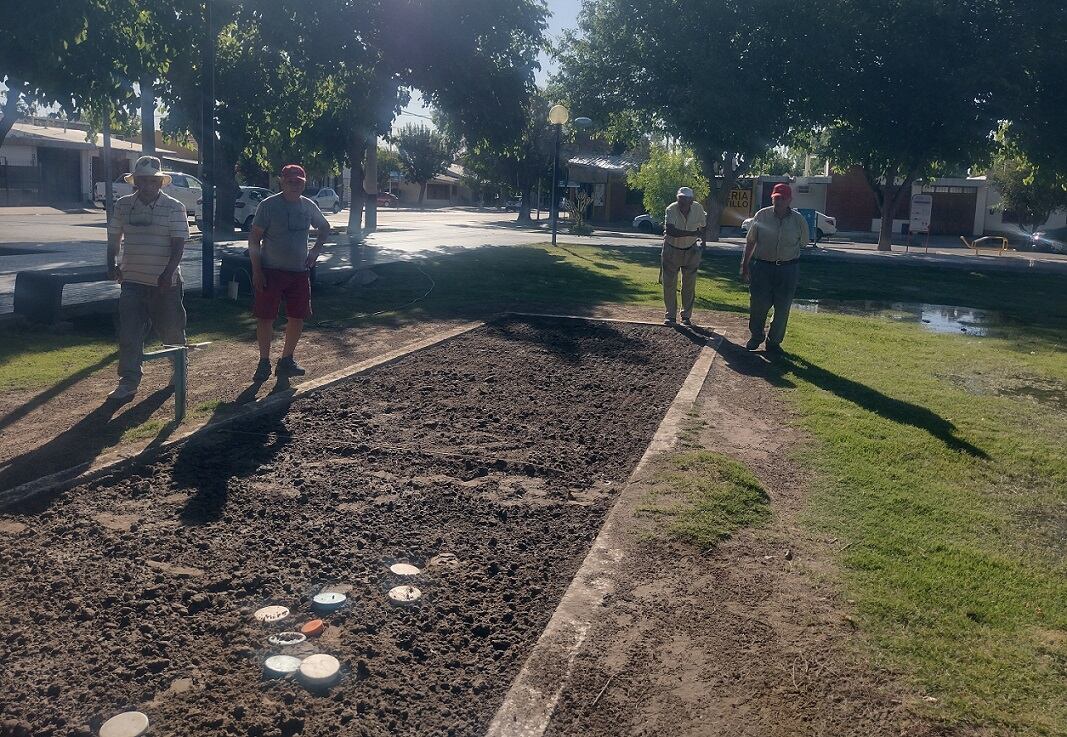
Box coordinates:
[547,104,569,247]
[200,0,216,298]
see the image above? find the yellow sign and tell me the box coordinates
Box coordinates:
[727,188,752,212]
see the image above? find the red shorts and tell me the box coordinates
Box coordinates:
[253,268,312,319]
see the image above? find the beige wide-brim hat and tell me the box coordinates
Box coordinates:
[123,155,172,186]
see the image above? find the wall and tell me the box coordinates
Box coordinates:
[826,167,909,232]
[981,182,1067,235]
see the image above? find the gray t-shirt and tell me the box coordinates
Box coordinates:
[252,193,330,272]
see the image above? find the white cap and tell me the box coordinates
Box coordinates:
[677,187,695,198]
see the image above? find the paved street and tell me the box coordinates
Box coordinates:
[1,205,1064,317]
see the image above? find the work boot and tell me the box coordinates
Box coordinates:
[107,381,138,402]
[745,336,763,351]
[681,315,694,327]
[663,315,677,325]
[765,342,784,356]
[253,358,272,382]
[276,356,306,378]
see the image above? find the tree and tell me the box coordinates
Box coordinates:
[376,146,403,192]
[815,0,1015,250]
[555,0,831,238]
[396,124,454,206]
[627,145,710,224]
[989,127,1067,234]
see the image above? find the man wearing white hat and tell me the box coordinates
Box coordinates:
[662,186,707,325]
[105,155,190,401]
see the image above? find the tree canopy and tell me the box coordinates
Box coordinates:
[627,146,709,224]
[396,123,455,205]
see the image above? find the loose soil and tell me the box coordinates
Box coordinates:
[0,316,704,737]
[542,313,970,737]
[0,318,462,492]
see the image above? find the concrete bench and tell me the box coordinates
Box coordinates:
[13,266,110,323]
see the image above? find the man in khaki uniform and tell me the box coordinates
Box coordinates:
[740,182,806,353]
[662,186,707,325]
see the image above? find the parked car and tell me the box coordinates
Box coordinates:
[95,172,203,219]
[632,214,663,234]
[234,186,273,231]
[376,191,400,207]
[1028,227,1067,254]
[741,210,838,240]
[312,187,343,213]
[503,197,523,212]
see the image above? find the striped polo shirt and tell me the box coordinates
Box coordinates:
[108,191,190,286]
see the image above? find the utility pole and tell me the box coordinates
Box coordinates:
[140,76,156,156]
[200,0,215,298]
[364,140,377,233]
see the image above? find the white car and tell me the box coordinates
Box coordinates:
[312,187,344,213]
[632,214,663,234]
[741,210,837,240]
[95,172,203,219]
[234,186,273,230]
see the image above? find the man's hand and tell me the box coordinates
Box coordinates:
[740,261,751,283]
[252,268,266,293]
[108,264,122,282]
[157,269,175,288]
[304,246,321,271]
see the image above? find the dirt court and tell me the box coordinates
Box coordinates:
[0,316,705,737]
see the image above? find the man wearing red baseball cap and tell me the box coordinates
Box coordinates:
[248,164,331,381]
[740,182,806,353]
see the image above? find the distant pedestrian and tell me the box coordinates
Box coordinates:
[662,186,707,326]
[106,155,189,402]
[741,183,806,353]
[249,164,330,381]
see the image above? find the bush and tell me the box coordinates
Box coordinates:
[627,146,710,222]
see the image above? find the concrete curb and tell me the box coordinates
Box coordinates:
[485,334,722,737]
[0,320,484,511]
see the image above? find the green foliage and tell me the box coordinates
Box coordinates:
[748,147,804,176]
[627,146,709,221]
[989,126,1067,233]
[376,147,403,191]
[639,451,771,548]
[396,124,455,203]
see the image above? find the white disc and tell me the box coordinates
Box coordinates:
[389,563,421,576]
[264,654,303,677]
[312,592,347,610]
[299,653,340,685]
[387,585,422,605]
[253,605,290,623]
[99,711,149,737]
[268,631,307,647]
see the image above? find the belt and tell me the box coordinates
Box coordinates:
[754,257,799,266]
[665,242,698,250]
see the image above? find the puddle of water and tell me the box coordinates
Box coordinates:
[793,300,1010,337]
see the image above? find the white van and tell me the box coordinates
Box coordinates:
[95,172,203,219]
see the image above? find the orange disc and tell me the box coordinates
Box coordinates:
[301,619,326,637]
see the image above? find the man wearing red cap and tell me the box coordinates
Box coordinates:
[740,183,806,353]
[248,164,331,380]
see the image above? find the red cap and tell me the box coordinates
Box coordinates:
[771,183,792,200]
[281,164,306,182]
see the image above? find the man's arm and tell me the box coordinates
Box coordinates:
[107,233,122,281]
[159,204,189,287]
[306,205,330,269]
[249,225,267,292]
[740,218,759,282]
[665,223,702,238]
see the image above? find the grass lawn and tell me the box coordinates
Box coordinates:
[2,243,1065,734]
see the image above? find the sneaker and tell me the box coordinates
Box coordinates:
[681,316,694,327]
[745,336,763,351]
[275,356,306,378]
[664,316,677,325]
[253,358,272,382]
[107,381,138,402]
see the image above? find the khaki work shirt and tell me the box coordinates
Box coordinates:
[749,206,806,262]
[664,201,707,249]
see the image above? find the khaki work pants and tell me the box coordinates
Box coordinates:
[117,280,187,384]
[661,244,701,320]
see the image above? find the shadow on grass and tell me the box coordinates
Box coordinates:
[0,350,118,433]
[718,337,989,459]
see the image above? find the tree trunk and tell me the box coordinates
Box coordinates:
[516,180,534,223]
[0,79,23,151]
[418,181,427,207]
[875,174,913,251]
[210,144,240,237]
[140,76,156,155]
[696,151,743,242]
[346,141,367,268]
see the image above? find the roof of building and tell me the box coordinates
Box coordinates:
[566,154,642,173]
[4,121,179,158]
